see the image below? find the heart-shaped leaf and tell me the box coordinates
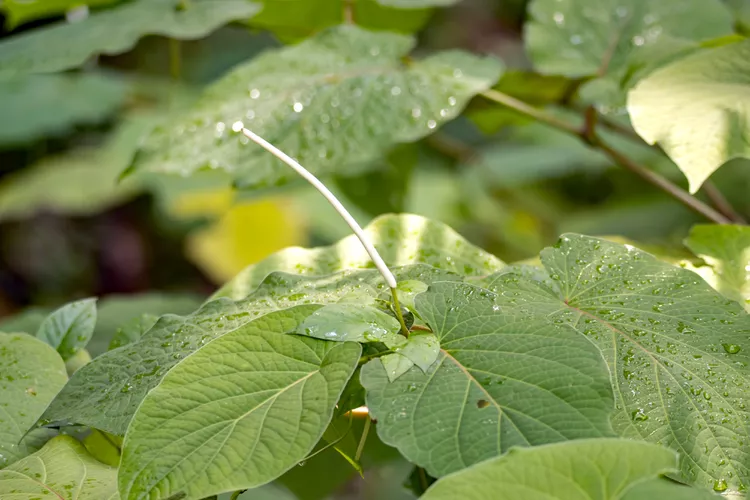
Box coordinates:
[480,234,750,492]
[118,306,361,499]
[0,333,67,468]
[361,281,615,477]
[129,25,502,190]
[0,436,117,499]
[295,304,402,343]
[421,439,677,500]
[0,0,261,78]
[36,298,96,361]
[215,213,505,300]
[41,265,458,435]
[628,40,750,192]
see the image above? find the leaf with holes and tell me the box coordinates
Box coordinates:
[0,0,261,78]
[215,213,504,300]
[421,439,678,500]
[128,25,502,190]
[36,298,97,361]
[0,436,117,499]
[628,40,750,192]
[117,306,361,499]
[478,234,750,493]
[41,265,459,436]
[361,281,614,477]
[0,333,67,468]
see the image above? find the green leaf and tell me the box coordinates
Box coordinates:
[0,333,67,468]
[295,304,402,343]
[622,478,724,499]
[727,0,750,34]
[391,332,439,371]
[118,306,361,499]
[1,0,120,28]
[83,429,121,468]
[420,439,677,500]
[0,73,128,147]
[380,352,416,382]
[361,281,615,477]
[0,0,261,78]
[215,213,505,300]
[36,298,97,361]
[0,435,117,499]
[479,234,750,492]
[628,40,750,192]
[130,25,502,190]
[41,265,457,435]
[684,224,750,312]
[107,313,159,350]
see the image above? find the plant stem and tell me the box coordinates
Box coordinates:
[702,181,746,224]
[355,417,371,462]
[480,90,732,225]
[343,0,354,23]
[390,287,410,338]
[229,491,245,500]
[168,39,181,81]
[241,128,398,288]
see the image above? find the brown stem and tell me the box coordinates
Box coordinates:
[343,0,354,24]
[702,181,747,224]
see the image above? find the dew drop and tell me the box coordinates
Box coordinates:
[249,88,260,99]
[427,120,437,129]
[293,102,304,113]
[723,344,741,354]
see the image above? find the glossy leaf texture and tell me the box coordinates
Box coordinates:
[361,281,615,477]
[628,40,750,192]
[295,304,402,343]
[479,235,750,493]
[215,213,505,300]
[41,265,458,435]
[525,0,733,105]
[0,334,67,468]
[35,298,96,361]
[0,73,128,147]
[129,25,502,190]
[421,439,677,500]
[0,0,261,78]
[0,436,117,499]
[684,224,750,312]
[118,306,361,500]
[0,0,119,28]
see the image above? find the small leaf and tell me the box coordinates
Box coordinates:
[130,25,502,190]
[421,439,677,500]
[296,304,402,343]
[0,436,117,499]
[118,306,361,499]
[36,298,97,361]
[361,281,614,477]
[64,348,92,376]
[684,224,750,311]
[215,213,505,300]
[0,333,67,468]
[391,332,439,372]
[628,40,750,192]
[380,353,415,382]
[395,280,429,311]
[0,0,261,78]
[41,265,457,435]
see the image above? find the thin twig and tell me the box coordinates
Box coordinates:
[355,418,371,462]
[168,39,181,81]
[390,288,410,338]
[343,0,354,24]
[480,90,732,225]
[701,181,747,224]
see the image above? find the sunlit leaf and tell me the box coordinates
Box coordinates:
[684,224,750,311]
[215,213,505,300]
[361,281,614,477]
[0,0,261,78]
[36,298,96,361]
[118,306,360,499]
[628,40,750,192]
[41,265,458,435]
[129,25,502,190]
[0,436,117,499]
[478,234,750,493]
[0,334,67,468]
[421,439,677,500]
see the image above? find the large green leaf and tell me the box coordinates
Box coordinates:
[0,333,67,468]
[0,436,117,499]
[0,73,127,147]
[0,0,261,78]
[421,439,677,500]
[118,306,360,499]
[1,0,120,28]
[36,298,97,361]
[627,40,750,192]
[684,224,750,312]
[41,265,457,435]
[525,0,733,107]
[479,235,750,492]
[361,281,614,477]
[215,213,505,300]
[129,25,502,190]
